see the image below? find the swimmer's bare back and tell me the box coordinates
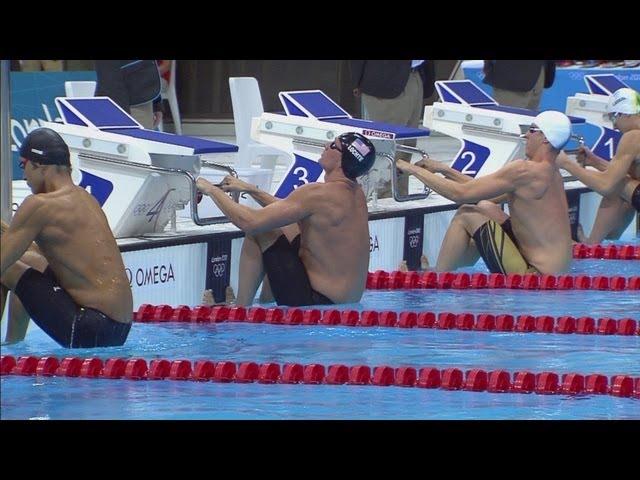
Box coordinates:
[28,185,133,323]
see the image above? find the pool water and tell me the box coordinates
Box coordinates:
[1,252,639,420]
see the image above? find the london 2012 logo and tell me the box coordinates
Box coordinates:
[210,254,228,278]
[407,227,421,248]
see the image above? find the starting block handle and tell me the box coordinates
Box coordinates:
[76,153,242,228]
[379,152,432,203]
[563,134,585,156]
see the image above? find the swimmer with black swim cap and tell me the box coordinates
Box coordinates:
[19,127,71,167]
[197,131,376,306]
[1,127,133,347]
[334,132,377,180]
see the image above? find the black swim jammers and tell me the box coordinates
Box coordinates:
[632,184,640,212]
[261,235,334,307]
[14,267,131,348]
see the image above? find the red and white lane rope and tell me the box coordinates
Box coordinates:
[133,304,640,337]
[573,243,640,260]
[1,355,637,398]
[366,270,640,291]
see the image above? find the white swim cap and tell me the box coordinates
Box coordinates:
[606,88,640,115]
[532,111,572,150]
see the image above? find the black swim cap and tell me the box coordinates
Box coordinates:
[19,127,70,166]
[337,132,376,180]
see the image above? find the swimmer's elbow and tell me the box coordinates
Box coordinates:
[600,178,620,197]
[450,183,473,203]
[234,210,258,234]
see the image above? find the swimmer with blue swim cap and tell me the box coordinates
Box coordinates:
[1,128,133,347]
[557,88,640,228]
[197,132,376,307]
[397,110,574,275]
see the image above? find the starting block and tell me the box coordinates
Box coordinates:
[423,80,586,179]
[251,89,431,202]
[566,74,628,160]
[46,97,240,237]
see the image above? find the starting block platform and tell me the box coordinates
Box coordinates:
[254,89,431,202]
[47,97,240,237]
[424,80,585,178]
[565,74,629,160]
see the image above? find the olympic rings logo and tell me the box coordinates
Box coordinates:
[212,262,226,277]
[408,234,420,249]
[133,203,150,215]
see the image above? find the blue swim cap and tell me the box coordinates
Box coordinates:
[338,132,376,180]
[19,128,70,166]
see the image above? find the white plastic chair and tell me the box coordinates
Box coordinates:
[228,77,285,170]
[161,60,182,134]
[64,81,96,97]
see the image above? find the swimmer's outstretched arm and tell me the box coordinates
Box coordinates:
[557,132,640,197]
[414,156,473,184]
[397,159,531,204]
[412,157,507,204]
[218,175,279,207]
[197,177,314,235]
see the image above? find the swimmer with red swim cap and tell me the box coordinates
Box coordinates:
[197,132,376,306]
[1,128,133,347]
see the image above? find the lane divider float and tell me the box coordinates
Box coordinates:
[572,243,640,260]
[2,355,638,399]
[132,304,640,336]
[365,270,640,292]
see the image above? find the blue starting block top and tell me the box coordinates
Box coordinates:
[584,74,629,96]
[476,104,586,124]
[56,97,142,128]
[55,97,238,154]
[436,80,498,106]
[279,90,351,120]
[278,89,429,139]
[436,80,585,124]
[107,129,237,154]
[330,118,429,139]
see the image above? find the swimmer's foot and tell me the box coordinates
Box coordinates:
[201,286,237,306]
[202,289,215,306]
[420,254,430,271]
[225,285,237,305]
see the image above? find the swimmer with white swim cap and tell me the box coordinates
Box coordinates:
[197,132,376,306]
[397,111,574,275]
[1,128,133,347]
[557,88,640,235]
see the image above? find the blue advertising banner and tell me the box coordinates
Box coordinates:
[10,71,97,180]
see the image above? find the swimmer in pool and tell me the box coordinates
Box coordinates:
[556,88,640,240]
[1,128,133,347]
[197,132,376,307]
[397,111,574,275]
